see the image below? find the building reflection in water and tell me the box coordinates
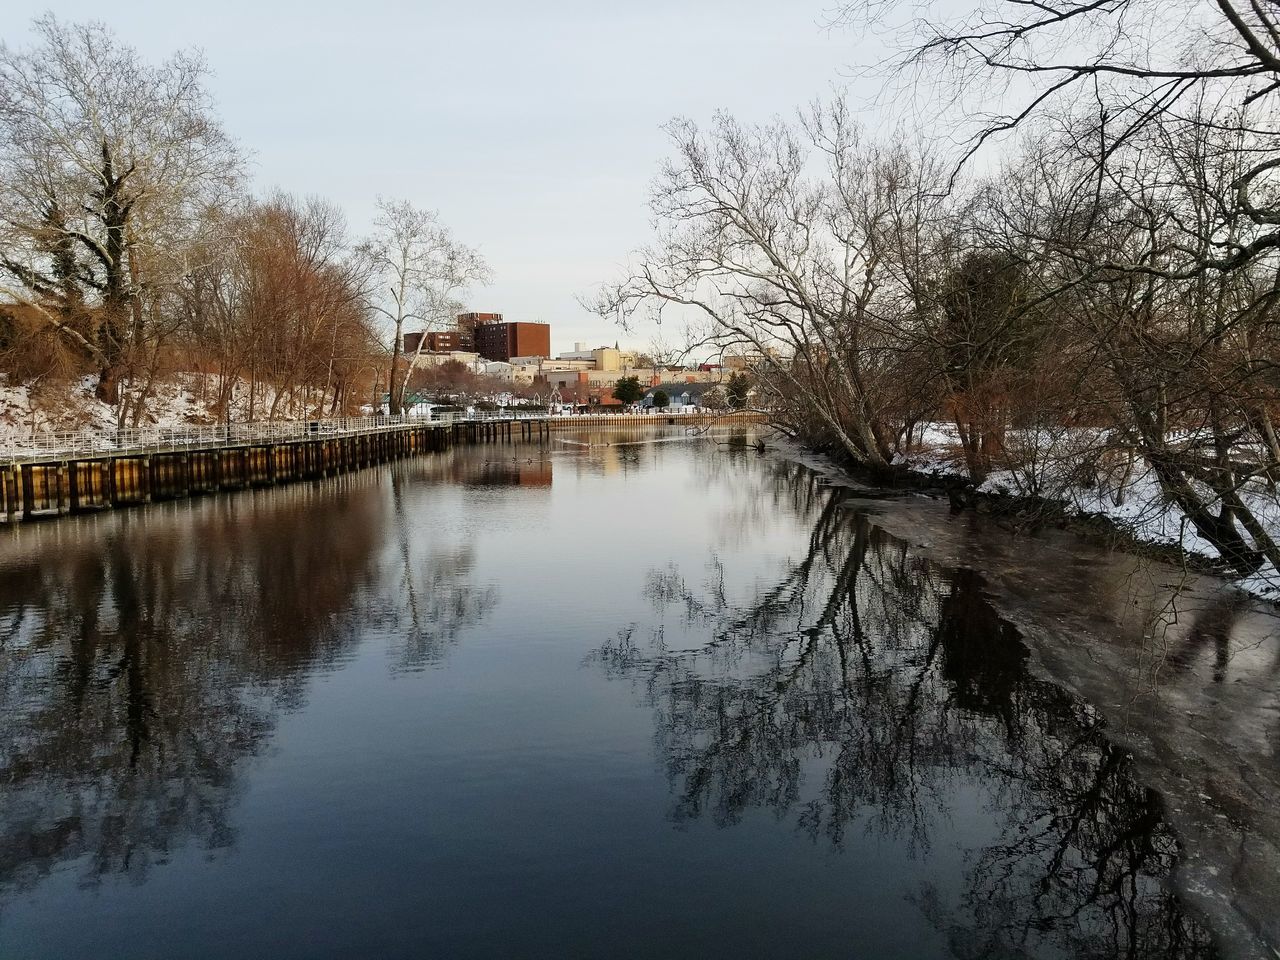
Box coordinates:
[593,459,1218,959]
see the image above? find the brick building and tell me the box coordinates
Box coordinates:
[473,320,551,362]
[403,329,475,354]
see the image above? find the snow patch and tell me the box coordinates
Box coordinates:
[0,374,337,452]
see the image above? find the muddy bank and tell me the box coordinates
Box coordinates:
[825,441,1240,579]
[777,443,1280,960]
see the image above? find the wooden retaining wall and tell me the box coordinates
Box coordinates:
[1,423,453,522]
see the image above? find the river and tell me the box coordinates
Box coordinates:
[0,425,1275,959]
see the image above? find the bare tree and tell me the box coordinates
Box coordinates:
[0,16,241,405]
[359,198,488,415]
[976,90,1280,574]
[593,101,948,474]
[172,195,378,423]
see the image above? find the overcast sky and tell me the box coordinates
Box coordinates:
[7,1,880,353]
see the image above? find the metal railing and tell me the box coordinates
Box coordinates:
[0,413,453,463]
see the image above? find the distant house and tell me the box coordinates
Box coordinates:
[641,381,722,409]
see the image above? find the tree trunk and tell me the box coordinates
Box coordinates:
[389,320,404,416]
[96,361,123,405]
[1148,455,1263,574]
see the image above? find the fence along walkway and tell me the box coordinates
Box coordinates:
[0,413,464,463]
[0,409,763,522]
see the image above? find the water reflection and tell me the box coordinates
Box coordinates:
[0,434,1265,958]
[595,461,1217,958]
[1168,591,1251,683]
[0,470,498,898]
[411,453,554,488]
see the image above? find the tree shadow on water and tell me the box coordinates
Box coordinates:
[591,462,1217,959]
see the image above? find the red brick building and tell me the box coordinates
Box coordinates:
[473,320,551,362]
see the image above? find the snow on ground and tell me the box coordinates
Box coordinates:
[894,421,1280,600]
[0,374,330,449]
[0,376,118,438]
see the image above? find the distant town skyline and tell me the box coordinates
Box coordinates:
[3,1,879,353]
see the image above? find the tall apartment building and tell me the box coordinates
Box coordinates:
[473,320,551,362]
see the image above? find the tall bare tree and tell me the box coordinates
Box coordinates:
[359,198,488,415]
[0,16,241,404]
[175,194,377,423]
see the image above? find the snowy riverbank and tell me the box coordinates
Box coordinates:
[0,374,329,447]
[777,424,1280,601]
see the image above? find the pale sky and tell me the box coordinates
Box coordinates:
[6,1,881,353]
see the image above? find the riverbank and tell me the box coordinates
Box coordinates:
[769,423,1280,601]
[0,374,765,453]
[0,413,764,524]
[767,434,1280,959]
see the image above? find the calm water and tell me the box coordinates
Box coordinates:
[0,429,1226,958]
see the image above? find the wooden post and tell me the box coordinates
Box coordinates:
[67,461,80,513]
[55,462,68,514]
[21,464,35,520]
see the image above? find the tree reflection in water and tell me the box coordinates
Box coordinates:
[594,460,1217,959]
[0,469,495,900]
[385,469,497,672]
